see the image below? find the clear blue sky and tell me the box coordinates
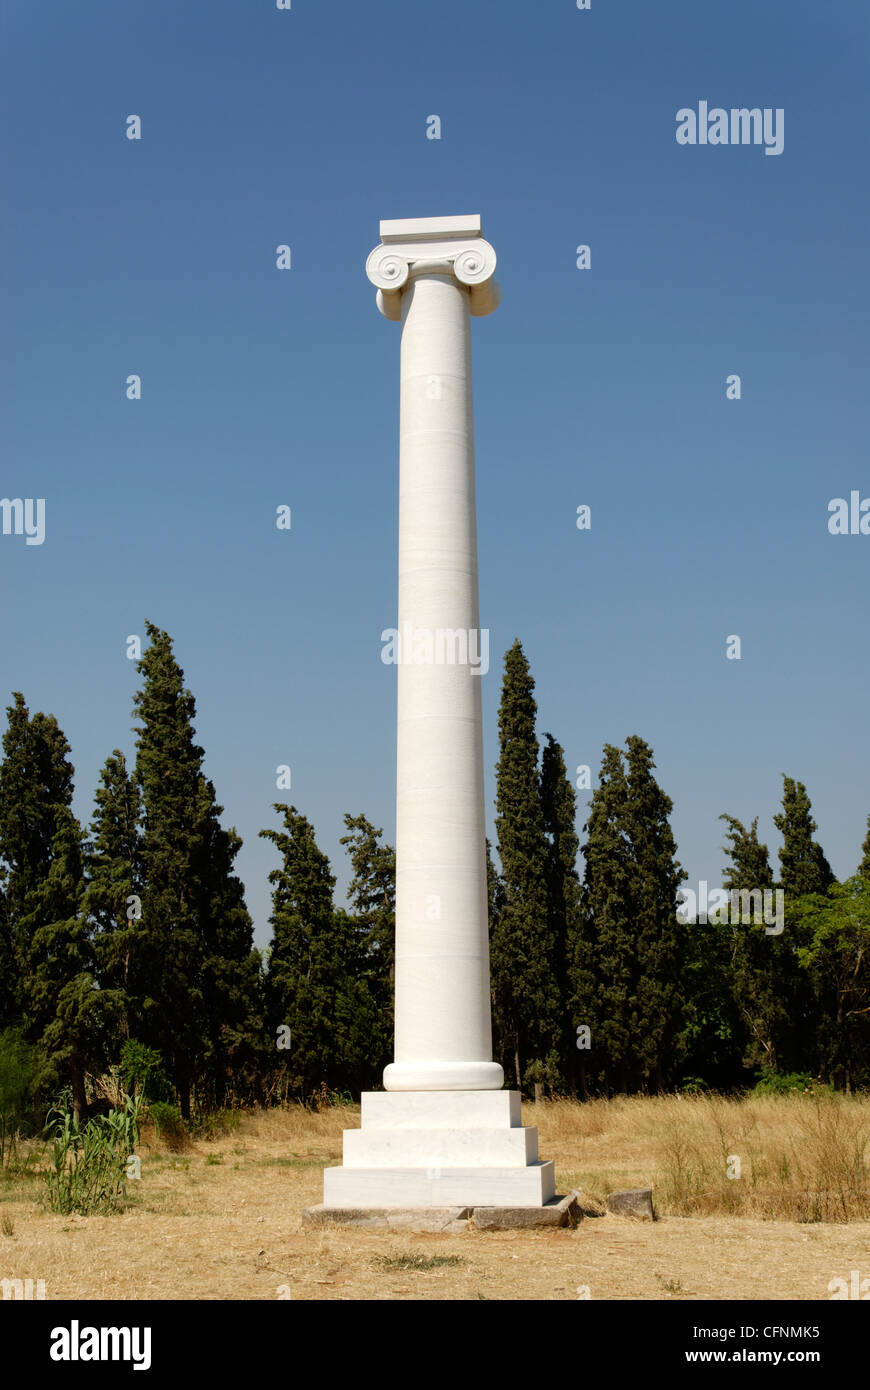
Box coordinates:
[2,0,867,947]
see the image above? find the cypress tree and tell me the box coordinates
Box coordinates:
[721,812,808,1075]
[23,807,110,1118]
[674,812,742,1089]
[330,905,385,1094]
[579,744,632,1094]
[492,641,559,1093]
[773,777,834,898]
[720,815,773,890]
[261,805,376,1096]
[540,733,582,1092]
[0,693,74,933]
[771,777,832,1076]
[485,838,505,934]
[623,736,686,1091]
[133,623,259,1114]
[719,814,778,1077]
[133,628,203,1113]
[485,838,507,1072]
[192,773,263,1106]
[340,812,395,1061]
[0,696,100,1107]
[859,815,870,880]
[0,878,12,1030]
[675,905,742,1090]
[85,751,142,1042]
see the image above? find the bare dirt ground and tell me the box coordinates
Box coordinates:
[2,1100,868,1301]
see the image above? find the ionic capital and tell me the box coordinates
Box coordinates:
[366,215,501,321]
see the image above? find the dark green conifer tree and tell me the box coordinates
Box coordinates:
[623,736,686,1091]
[0,693,74,937]
[133,623,259,1114]
[261,805,378,1096]
[540,733,582,1092]
[24,807,115,1118]
[85,751,142,1042]
[0,877,14,1031]
[792,875,870,1089]
[485,838,505,935]
[492,641,560,1093]
[720,815,773,891]
[0,697,101,1108]
[192,772,263,1105]
[859,815,870,880]
[721,813,807,1075]
[671,809,745,1089]
[485,838,507,1070]
[773,777,834,898]
[340,812,395,1059]
[579,745,632,1093]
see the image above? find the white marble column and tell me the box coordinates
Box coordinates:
[321,217,553,1208]
[367,215,503,1093]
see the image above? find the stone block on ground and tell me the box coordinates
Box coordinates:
[301,1204,470,1232]
[471,1192,581,1231]
[605,1188,656,1220]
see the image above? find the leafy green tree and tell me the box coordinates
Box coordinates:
[0,1026,39,1163]
[793,876,870,1089]
[773,777,834,898]
[119,1039,171,1102]
[492,641,560,1093]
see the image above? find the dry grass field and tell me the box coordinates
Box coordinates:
[2,1094,869,1301]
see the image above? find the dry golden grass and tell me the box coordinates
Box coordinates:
[535,1092,870,1222]
[0,1096,868,1301]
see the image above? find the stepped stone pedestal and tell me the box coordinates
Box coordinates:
[323,1091,554,1208]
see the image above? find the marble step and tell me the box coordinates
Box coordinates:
[323,1160,556,1208]
[343,1124,538,1168]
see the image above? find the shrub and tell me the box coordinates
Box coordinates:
[751,1070,831,1097]
[188,1109,240,1140]
[0,1028,39,1166]
[307,1082,355,1112]
[119,1041,171,1103]
[148,1101,188,1151]
[680,1076,710,1095]
[44,1094,142,1215]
